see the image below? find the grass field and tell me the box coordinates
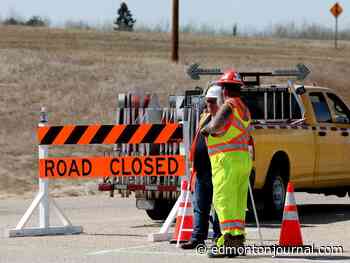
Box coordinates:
[1,25,350,198]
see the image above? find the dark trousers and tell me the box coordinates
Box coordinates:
[191,171,221,241]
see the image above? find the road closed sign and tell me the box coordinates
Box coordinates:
[39,155,185,179]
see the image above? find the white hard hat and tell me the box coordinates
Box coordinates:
[205,85,222,99]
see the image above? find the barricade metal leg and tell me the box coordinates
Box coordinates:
[147,197,180,242]
[7,107,82,238]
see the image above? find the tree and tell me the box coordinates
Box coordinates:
[3,17,24,26]
[114,2,136,31]
[25,16,47,27]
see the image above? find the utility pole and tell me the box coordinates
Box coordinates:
[171,0,179,62]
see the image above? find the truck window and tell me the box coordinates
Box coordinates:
[326,93,350,124]
[309,93,332,123]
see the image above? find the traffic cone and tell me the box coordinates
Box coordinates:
[170,180,193,244]
[279,182,303,246]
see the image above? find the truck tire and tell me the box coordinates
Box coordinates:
[263,167,287,219]
[145,200,174,221]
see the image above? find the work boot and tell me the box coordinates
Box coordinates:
[223,233,245,247]
[180,240,205,250]
[223,234,246,257]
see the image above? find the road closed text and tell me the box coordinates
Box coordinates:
[39,155,185,179]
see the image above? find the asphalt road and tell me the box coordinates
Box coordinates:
[1,192,350,263]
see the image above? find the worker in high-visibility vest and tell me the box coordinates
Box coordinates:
[201,70,252,257]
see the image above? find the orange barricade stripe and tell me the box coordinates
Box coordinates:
[39,155,185,179]
[129,124,152,144]
[154,123,177,144]
[77,125,101,145]
[103,125,126,144]
[38,127,50,142]
[52,125,76,145]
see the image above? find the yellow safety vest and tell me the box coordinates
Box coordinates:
[207,98,251,156]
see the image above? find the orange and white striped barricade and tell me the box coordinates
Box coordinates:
[7,107,185,238]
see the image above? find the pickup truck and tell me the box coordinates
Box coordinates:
[247,84,350,217]
[99,72,350,220]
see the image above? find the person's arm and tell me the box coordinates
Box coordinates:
[201,104,232,136]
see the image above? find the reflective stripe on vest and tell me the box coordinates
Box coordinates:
[208,133,251,156]
[207,132,250,149]
[208,144,248,156]
[220,219,245,231]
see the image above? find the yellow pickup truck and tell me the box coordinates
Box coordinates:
[99,65,350,220]
[245,84,350,217]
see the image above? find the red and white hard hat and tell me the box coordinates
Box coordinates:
[217,70,243,86]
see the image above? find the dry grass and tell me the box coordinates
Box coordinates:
[1,25,350,198]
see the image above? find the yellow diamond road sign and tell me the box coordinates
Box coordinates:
[330,2,343,18]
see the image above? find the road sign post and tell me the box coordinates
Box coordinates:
[330,2,343,49]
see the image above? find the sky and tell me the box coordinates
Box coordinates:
[0,0,349,31]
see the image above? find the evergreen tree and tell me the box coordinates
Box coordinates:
[26,16,47,27]
[114,2,136,31]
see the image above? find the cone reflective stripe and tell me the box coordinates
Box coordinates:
[285,190,296,206]
[279,182,303,246]
[178,202,193,216]
[171,180,193,243]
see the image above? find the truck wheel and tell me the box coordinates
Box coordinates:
[146,200,174,221]
[263,168,286,219]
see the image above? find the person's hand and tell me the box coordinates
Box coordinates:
[200,128,209,137]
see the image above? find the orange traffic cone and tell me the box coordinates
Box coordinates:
[279,182,303,246]
[170,180,193,244]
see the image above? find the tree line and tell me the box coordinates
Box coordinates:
[1,2,136,31]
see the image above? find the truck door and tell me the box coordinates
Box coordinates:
[325,92,350,186]
[309,92,344,187]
